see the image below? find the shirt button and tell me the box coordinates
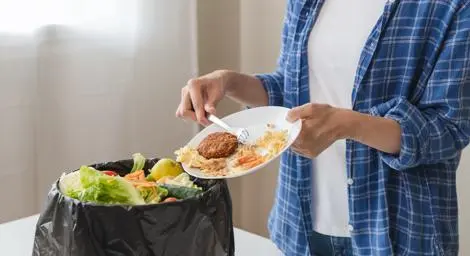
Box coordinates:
[347,178,354,185]
[348,224,354,232]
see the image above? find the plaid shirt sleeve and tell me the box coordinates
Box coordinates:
[370,4,470,171]
[254,1,292,107]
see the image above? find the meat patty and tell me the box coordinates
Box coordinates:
[197,132,238,159]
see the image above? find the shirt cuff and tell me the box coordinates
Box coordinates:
[255,73,284,107]
[369,97,429,171]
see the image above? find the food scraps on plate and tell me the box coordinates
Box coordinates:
[175,124,288,177]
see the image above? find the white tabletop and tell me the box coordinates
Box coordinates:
[0,214,280,256]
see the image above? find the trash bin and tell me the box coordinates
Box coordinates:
[32,158,235,256]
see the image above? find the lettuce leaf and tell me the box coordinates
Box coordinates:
[59,171,83,199]
[71,166,145,205]
[131,153,146,173]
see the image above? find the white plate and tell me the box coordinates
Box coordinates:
[181,106,301,179]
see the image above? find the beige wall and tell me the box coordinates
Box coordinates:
[240,0,285,74]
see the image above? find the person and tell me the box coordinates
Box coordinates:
[176,0,470,255]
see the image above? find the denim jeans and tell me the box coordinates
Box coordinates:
[310,230,353,256]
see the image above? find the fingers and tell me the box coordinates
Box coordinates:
[204,84,223,115]
[287,104,314,122]
[204,103,216,115]
[290,143,309,158]
[188,84,209,125]
[176,88,197,121]
[286,103,330,122]
[291,138,314,158]
[176,78,212,126]
[176,72,225,125]
[290,125,306,154]
[176,87,197,122]
[290,119,313,158]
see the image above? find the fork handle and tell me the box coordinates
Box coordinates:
[207,114,232,132]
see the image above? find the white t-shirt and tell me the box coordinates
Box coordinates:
[308,0,386,237]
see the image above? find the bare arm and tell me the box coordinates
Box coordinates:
[340,109,401,154]
[225,70,268,108]
[286,104,401,158]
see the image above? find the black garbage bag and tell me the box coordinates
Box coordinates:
[32,158,235,256]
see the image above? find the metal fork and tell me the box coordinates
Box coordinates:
[207,114,249,144]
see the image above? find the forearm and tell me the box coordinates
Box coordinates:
[224,70,269,107]
[338,109,401,154]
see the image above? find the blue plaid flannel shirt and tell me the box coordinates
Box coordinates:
[256,0,470,255]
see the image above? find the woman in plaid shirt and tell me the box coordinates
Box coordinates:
[176,0,470,255]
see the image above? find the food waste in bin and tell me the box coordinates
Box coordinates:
[59,153,204,205]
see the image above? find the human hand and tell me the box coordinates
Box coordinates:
[176,70,232,126]
[286,103,348,158]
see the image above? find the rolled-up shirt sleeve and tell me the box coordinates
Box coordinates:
[369,5,470,171]
[254,1,293,107]
[256,71,285,107]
